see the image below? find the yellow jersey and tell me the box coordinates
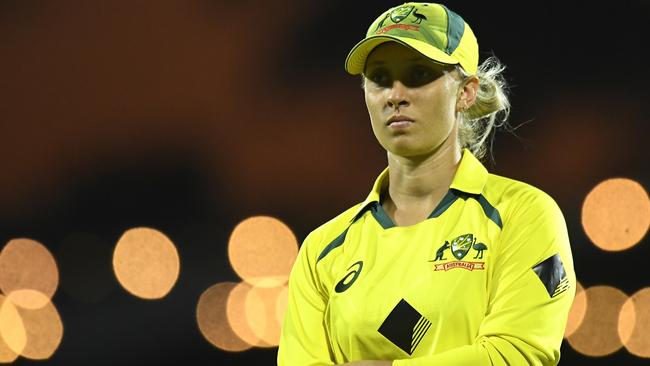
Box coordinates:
[278,149,576,365]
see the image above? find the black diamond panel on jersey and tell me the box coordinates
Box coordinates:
[378,299,432,355]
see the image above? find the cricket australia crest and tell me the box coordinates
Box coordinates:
[450,233,473,260]
[430,233,488,271]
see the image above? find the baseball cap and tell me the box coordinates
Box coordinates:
[345,3,478,75]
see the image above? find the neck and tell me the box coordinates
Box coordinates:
[382,141,462,226]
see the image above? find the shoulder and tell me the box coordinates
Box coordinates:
[299,203,363,261]
[484,173,565,227]
[484,173,574,282]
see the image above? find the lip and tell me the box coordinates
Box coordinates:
[386,115,415,127]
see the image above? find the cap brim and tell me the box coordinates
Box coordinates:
[345,35,459,75]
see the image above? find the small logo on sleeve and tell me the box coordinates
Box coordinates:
[430,234,488,271]
[532,253,569,298]
[334,260,363,293]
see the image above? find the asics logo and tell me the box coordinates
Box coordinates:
[335,261,363,293]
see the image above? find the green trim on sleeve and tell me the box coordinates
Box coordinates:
[317,228,349,263]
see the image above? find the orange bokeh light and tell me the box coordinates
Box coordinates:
[0,294,24,363]
[228,216,298,287]
[582,178,650,251]
[227,282,266,347]
[619,287,650,358]
[113,227,180,300]
[12,291,63,360]
[567,286,628,356]
[196,282,252,352]
[0,239,59,309]
[275,285,288,327]
[243,284,285,347]
[226,280,288,348]
[565,281,587,338]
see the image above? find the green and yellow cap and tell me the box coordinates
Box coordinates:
[345,2,478,75]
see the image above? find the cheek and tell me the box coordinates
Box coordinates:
[442,79,461,116]
[423,88,457,122]
[364,90,389,145]
[433,98,456,121]
[364,90,383,125]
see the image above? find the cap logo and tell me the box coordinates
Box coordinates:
[350,4,476,75]
[389,5,414,23]
[376,24,419,35]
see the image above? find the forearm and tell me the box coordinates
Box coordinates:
[335,344,487,366]
[391,334,557,366]
[391,343,488,366]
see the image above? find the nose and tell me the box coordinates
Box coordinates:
[386,80,409,109]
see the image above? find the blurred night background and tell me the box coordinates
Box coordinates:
[1,0,649,365]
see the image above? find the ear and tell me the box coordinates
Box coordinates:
[456,75,479,112]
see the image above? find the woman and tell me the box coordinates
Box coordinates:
[278,3,575,365]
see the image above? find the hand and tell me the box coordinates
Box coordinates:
[339,361,392,366]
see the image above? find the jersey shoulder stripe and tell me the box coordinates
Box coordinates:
[317,228,349,263]
[307,203,362,263]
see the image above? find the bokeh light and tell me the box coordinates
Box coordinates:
[582,178,650,251]
[275,285,288,327]
[243,284,285,347]
[619,292,636,353]
[0,238,59,309]
[112,227,180,299]
[226,281,289,348]
[227,281,265,347]
[196,282,252,352]
[0,339,17,364]
[619,287,650,358]
[0,294,24,363]
[567,286,628,356]
[0,339,17,363]
[228,216,298,287]
[565,281,587,338]
[12,291,63,360]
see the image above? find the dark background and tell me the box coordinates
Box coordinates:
[1,0,648,365]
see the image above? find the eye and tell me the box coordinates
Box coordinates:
[365,69,392,87]
[413,67,431,80]
[405,65,439,86]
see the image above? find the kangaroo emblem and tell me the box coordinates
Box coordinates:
[432,241,450,261]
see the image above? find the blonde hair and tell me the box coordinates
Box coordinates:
[457,56,511,161]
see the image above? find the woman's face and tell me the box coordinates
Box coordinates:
[363,42,461,159]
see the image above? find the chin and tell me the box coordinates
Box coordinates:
[384,137,446,159]
[386,142,430,159]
